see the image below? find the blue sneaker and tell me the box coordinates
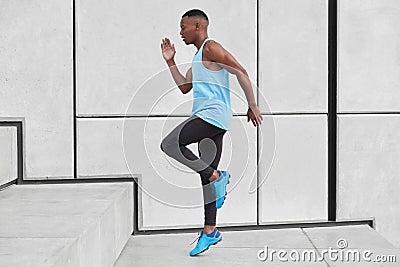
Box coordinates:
[211,170,231,209]
[189,228,222,256]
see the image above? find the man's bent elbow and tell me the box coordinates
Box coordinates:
[160,141,165,152]
[236,67,248,78]
[160,139,170,154]
[179,84,192,94]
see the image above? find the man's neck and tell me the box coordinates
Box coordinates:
[194,34,209,50]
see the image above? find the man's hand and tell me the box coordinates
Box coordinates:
[161,38,176,62]
[247,104,263,127]
[160,37,192,94]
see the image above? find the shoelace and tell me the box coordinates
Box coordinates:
[188,231,202,246]
[188,230,218,246]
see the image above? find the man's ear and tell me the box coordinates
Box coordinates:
[195,22,200,31]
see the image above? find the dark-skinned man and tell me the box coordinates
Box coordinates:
[160,9,262,256]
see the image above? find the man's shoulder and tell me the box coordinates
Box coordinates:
[203,40,224,56]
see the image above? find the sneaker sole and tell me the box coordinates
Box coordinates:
[190,237,223,256]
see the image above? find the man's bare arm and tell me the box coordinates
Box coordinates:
[203,41,263,126]
[161,38,192,94]
[166,60,192,94]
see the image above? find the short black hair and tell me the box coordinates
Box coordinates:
[182,9,208,21]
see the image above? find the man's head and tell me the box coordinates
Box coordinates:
[180,9,209,45]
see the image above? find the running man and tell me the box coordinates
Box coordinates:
[160,9,262,256]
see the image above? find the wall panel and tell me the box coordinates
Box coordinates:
[259,0,328,113]
[0,127,17,185]
[124,116,256,229]
[338,0,400,112]
[337,115,400,247]
[0,0,73,178]
[77,0,256,116]
[259,115,328,223]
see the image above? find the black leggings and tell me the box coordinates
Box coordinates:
[160,115,226,226]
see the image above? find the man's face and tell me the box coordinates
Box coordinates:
[180,16,198,45]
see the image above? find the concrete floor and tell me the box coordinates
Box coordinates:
[115,225,400,267]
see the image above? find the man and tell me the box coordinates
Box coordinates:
[160,9,262,256]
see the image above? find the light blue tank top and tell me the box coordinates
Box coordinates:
[191,37,232,130]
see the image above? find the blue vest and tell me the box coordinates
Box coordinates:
[191,37,232,130]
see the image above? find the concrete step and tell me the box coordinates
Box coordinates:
[0,182,133,267]
[115,224,400,266]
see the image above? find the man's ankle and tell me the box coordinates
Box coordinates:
[208,170,218,182]
[203,226,216,234]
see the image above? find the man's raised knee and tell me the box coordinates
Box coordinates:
[160,140,165,152]
[160,138,171,153]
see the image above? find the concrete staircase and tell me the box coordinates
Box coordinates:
[0,182,133,267]
[2,182,399,266]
